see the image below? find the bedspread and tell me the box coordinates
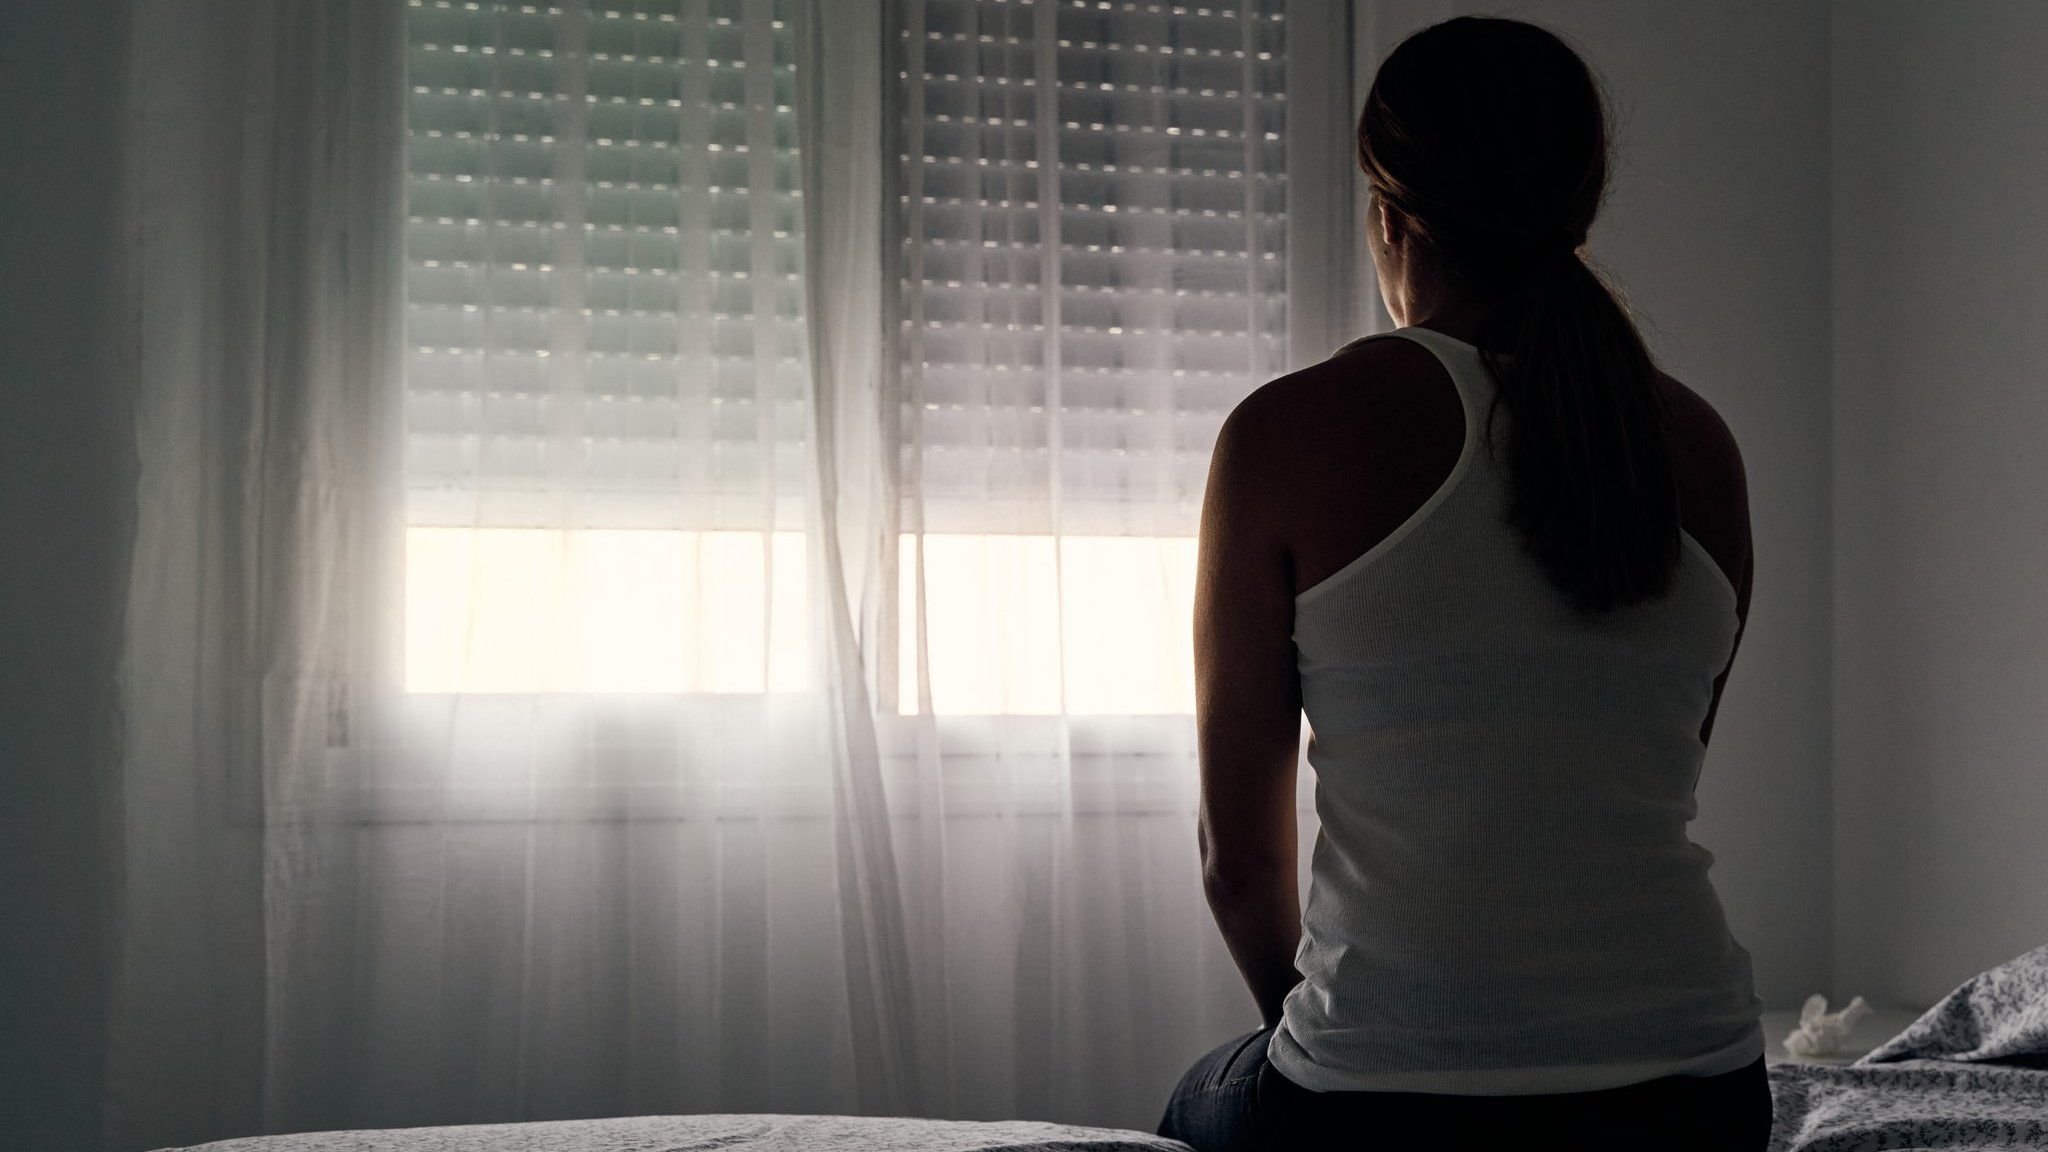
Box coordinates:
[1765,941,2048,1150]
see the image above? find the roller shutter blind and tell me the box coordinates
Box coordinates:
[404,0,806,533]
[405,0,1291,538]
[891,0,1289,538]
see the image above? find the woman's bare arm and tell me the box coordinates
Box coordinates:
[1193,390,1306,1029]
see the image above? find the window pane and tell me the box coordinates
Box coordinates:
[899,534,1198,715]
[405,528,808,694]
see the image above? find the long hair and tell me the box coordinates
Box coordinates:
[1359,16,1681,616]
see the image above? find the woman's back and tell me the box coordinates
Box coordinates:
[1256,325,1763,1094]
[1266,324,1753,743]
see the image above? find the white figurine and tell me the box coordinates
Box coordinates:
[1782,993,1872,1058]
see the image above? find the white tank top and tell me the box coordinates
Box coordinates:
[1265,325,1766,1096]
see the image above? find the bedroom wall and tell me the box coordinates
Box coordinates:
[1830,3,2048,1008]
[0,2,135,1149]
[1359,0,1838,1010]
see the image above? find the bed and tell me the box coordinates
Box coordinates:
[156,945,2048,1152]
[1765,942,2048,1150]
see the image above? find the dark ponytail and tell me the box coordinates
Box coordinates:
[1359,16,1681,616]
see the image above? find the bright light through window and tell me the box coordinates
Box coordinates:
[898,535,1199,716]
[405,528,811,695]
[405,530,1199,713]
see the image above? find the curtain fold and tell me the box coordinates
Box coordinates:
[108,2,1343,1148]
[793,0,926,1116]
[111,2,407,1146]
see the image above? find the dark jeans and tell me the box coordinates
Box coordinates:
[1157,1024,1774,1152]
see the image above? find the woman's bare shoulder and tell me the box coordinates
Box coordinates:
[1209,339,1461,584]
[1223,336,1442,437]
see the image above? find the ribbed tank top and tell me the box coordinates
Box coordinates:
[1265,325,1766,1096]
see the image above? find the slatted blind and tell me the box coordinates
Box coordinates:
[892,0,1289,538]
[404,0,807,532]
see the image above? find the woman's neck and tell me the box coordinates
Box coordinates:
[1398,302,1495,350]
[1386,262,1502,346]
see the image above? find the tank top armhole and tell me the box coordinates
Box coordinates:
[1679,528,1740,616]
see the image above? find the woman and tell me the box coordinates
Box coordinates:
[1157,16,1769,1152]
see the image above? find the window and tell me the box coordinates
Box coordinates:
[400,0,1300,713]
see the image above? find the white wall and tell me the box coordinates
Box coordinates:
[1831,3,2048,1008]
[1363,0,1839,1008]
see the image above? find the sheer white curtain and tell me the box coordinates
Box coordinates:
[108,0,1354,1147]
[875,0,1333,1126]
[111,3,411,1144]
